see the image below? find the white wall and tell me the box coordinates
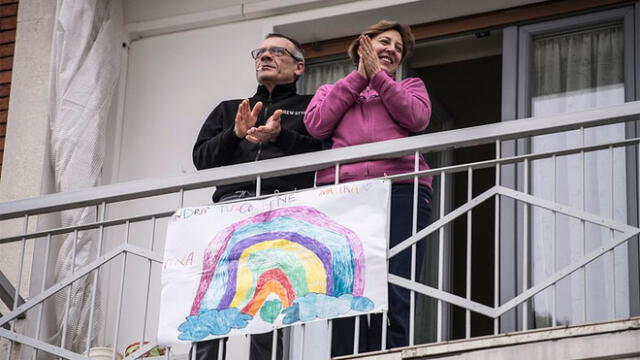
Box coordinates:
[0,1,56,356]
[113,20,263,184]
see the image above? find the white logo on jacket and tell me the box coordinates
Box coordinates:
[281,109,305,116]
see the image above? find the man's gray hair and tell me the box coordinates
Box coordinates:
[265,33,305,63]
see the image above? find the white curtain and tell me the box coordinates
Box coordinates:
[49,0,121,352]
[299,58,353,95]
[529,24,628,327]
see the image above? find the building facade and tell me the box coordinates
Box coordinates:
[0,0,639,359]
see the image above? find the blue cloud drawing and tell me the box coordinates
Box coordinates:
[178,308,253,341]
[282,293,374,324]
[178,295,375,340]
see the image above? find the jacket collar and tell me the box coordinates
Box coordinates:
[254,82,298,102]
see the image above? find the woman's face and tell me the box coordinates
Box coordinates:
[370,29,403,74]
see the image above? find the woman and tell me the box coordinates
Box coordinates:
[304,20,432,354]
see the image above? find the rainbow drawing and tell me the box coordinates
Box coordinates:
[177,206,375,340]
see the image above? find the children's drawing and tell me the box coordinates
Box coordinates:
[158,179,390,346]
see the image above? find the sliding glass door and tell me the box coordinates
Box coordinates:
[501,5,638,332]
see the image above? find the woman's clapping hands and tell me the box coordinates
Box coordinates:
[357,35,381,80]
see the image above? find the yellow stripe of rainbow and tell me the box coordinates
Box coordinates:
[230,239,327,309]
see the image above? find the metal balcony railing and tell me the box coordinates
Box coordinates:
[0,101,639,360]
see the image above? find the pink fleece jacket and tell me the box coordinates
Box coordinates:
[304,70,433,189]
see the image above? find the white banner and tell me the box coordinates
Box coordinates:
[157,179,390,346]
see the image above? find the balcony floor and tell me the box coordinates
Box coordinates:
[337,318,640,360]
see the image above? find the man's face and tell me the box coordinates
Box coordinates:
[254,37,304,87]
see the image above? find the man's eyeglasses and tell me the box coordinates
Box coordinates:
[250,47,303,62]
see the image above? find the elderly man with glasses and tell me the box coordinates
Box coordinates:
[192,34,321,360]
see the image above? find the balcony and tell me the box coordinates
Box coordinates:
[1,101,639,360]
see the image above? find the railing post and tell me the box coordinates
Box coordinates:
[552,154,558,327]
[608,145,616,318]
[32,234,51,360]
[5,213,29,360]
[139,217,157,355]
[466,168,473,339]
[410,151,419,346]
[437,171,446,342]
[111,221,130,360]
[494,140,501,335]
[580,126,587,324]
[523,158,529,331]
[60,230,79,350]
[85,201,107,354]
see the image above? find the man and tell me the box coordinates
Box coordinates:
[193,33,320,203]
[192,33,321,360]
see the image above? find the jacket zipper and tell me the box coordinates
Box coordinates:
[365,90,371,176]
[255,92,272,162]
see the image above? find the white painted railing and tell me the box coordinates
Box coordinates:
[0,101,639,360]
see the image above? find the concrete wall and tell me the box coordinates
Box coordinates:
[0,0,56,357]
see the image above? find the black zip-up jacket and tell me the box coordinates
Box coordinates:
[193,82,321,202]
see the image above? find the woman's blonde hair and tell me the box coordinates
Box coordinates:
[347,20,415,67]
